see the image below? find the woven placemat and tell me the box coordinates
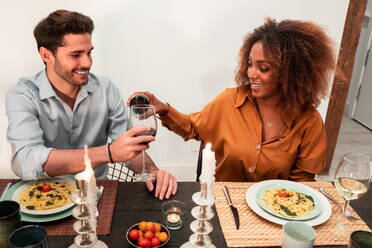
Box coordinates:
[0,179,118,236]
[214,182,371,247]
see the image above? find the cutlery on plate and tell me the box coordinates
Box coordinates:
[222,185,240,229]
[0,182,12,201]
[95,186,104,217]
[319,187,359,220]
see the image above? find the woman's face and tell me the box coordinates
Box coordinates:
[247,41,281,102]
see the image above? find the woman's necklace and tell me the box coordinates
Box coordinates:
[266,121,274,127]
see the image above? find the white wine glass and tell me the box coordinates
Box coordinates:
[129,104,157,182]
[333,152,371,235]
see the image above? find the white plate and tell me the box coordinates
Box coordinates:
[246,180,332,226]
[12,177,75,215]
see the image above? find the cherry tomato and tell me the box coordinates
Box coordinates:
[151,237,160,247]
[278,191,288,197]
[128,229,140,241]
[42,184,52,192]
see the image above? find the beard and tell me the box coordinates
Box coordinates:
[54,59,89,87]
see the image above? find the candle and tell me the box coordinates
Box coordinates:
[74,145,98,230]
[75,145,94,182]
[200,143,216,182]
[167,213,181,223]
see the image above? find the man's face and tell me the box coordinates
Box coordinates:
[48,33,93,87]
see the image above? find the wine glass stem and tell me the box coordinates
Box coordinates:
[343,199,350,216]
[142,151,146,173]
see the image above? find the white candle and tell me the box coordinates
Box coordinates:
[74,145,98,231]
[167,213,180,223]
[200,143,216,182]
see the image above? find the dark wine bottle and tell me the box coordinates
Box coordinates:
[129,94,151,114]
[129,94,150,106]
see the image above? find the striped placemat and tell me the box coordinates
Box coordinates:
[0,179,118,236]
[214,181,371,247]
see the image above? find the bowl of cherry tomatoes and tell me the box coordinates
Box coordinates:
[126,221,170,248]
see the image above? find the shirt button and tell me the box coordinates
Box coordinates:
[248,167,255,173]
[255,144,261,150]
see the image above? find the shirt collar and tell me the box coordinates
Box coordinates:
[234,86,298,129]
[234,86,253,108]
[39,68,97,100]
[39,69,57,100]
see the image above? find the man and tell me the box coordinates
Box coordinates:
[6,10,177,200]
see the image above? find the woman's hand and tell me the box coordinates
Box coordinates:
[128,91,169,116]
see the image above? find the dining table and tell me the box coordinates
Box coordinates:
[2,181,372,248]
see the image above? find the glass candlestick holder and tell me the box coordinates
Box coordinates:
[180,181,216,248]
[69,178,107,248]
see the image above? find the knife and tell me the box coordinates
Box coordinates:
[222,185,240,229]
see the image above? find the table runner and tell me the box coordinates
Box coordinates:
[214,181,371,247]
[0,179,118,236]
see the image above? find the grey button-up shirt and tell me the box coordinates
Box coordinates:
[6,69,128,180]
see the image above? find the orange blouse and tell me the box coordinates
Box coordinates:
[160,87,327,182]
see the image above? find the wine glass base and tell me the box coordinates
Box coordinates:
[133,173,155,182]
[330,220,350,238]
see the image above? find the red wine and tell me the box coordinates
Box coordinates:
[136,128,157,145]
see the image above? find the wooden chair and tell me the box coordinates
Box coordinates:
[196,141,205,182]
[107,162,135,182]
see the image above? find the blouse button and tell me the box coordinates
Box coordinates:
[255,144,261,150]
[248,167,255,173]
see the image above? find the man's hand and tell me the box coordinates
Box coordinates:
[110,126,155,163]
[146,169,178,200]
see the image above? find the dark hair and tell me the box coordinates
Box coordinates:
[235,18,336,113]
[33,9,94,54]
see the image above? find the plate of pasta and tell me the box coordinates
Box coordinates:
[246,180,332,226]
[256,184,321,220]
[12,177,77,215]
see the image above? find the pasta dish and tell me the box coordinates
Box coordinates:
[260,188,315,218]
[19,179,76,211]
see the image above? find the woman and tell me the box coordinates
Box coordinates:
[131,18,335,182]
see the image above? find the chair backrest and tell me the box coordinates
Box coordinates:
[107,162,135,182]
[196,141,205,182]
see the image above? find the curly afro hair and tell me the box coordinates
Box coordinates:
[235,18,336,114]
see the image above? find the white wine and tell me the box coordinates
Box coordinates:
[334,177,368,200]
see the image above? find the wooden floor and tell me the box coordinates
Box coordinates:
[317,116,372,181]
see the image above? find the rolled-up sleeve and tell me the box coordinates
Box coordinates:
[6,86,52,180]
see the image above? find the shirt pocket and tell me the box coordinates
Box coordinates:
[273,134,302,153]
[264,136,300,176]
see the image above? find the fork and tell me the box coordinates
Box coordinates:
[319,187,359,220]
[0,182,12,201]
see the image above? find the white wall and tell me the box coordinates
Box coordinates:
[0,0,349,179]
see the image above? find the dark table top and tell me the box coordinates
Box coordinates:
[47,182,372,248]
